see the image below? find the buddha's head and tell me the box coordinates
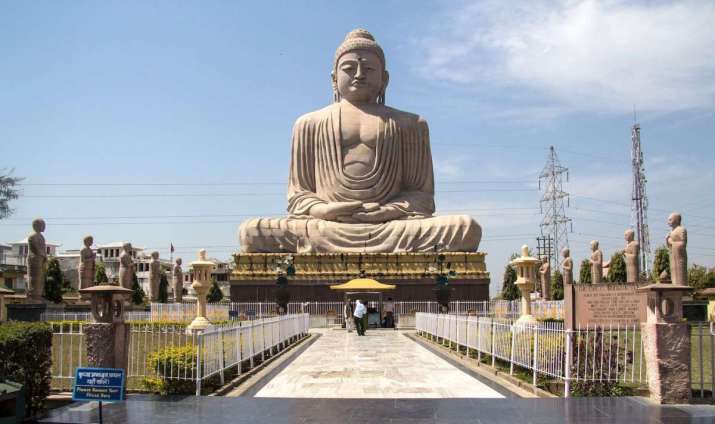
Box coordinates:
[83,235,93,248]
[176,258,182,266]
[590,240,599,251]
[151,251,159,260]
[332,29,389,105]
[624,228,635,242]
[123,242,132,253]
[667,212,681,228]
[32,218,45,233]
[562,248,570,258]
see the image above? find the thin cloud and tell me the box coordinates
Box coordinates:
[419,0,715,115]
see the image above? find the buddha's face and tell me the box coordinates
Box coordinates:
[334,50,386,103]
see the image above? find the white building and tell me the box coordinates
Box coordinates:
[1,238,61,291]
[95,242,143,283]
[183,257,231,296]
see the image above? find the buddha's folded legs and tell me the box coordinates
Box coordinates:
[238,215,481,253]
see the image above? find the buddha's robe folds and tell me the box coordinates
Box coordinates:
[239,104,481,253]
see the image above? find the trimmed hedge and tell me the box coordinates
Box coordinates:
[0,321,52,417]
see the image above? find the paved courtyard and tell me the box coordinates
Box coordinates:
[250,329,508,399]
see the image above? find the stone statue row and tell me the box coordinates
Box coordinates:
[25,219,186,303]
[535,212,687,293]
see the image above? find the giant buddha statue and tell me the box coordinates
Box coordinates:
[239,29,481,253]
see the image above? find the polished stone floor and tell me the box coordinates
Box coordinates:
[252,330,506,398]
[42,395,715,423]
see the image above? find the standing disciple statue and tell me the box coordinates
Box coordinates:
[78,235,96,289]
[539,256,551,300]
[666,212,687,286]
[119,242,135,290]
[590,240,603,284]
[562,248,573,286]
[238,29,480,253]
[173,258,183,303]
[26,218,48,301]
[148,251,161,302]
[624,229,640,283]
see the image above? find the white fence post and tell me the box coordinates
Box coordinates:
[195,333,203,396]
[564,329,572,398]
[532,328,539,391]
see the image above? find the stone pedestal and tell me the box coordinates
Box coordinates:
[6,303,46,321]
[638,281,693,404]
[85,322,130,370]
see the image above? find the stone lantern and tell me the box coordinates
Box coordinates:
[78,284,133,369]
[510,245,540,325]
[187,249,215,334]
[637,272,693,404]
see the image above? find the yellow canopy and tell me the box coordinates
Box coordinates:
[330,278,396,290]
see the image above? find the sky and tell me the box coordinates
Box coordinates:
[1,0,714,296]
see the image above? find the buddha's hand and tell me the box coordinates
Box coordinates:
[310,201,363,221]
[351,205,405,223]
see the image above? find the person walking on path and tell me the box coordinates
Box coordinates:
[353,299,367,336]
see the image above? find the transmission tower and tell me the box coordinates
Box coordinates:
[539,146,572,270]
[631,119,651,276]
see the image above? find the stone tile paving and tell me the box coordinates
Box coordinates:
[252,329,507,399]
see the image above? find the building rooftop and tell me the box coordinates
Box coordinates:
[11,238,61,247]
[96,242,145,250]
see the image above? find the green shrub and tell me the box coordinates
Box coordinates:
[607,251,626,283]
[0,322,52,417]
[143,344,198,395]
[207,280,224,303]
[578,258,591,284]
[143,344,232,395]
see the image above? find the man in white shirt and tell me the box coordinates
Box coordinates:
[353,299,367,336]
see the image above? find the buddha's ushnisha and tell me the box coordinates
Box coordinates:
[239,29,481,253]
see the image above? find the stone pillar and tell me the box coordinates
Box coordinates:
[511,245,540,326]
[638,276,693,404]
[0,287,12,321]
[186,249,215,335]
[79,285,132,370]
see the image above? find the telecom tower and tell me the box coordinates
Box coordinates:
[539,146,572,270]
[631,120,651,276]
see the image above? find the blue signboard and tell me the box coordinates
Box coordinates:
[72,367,125,402]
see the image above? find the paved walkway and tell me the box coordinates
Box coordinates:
[251,329,507,398]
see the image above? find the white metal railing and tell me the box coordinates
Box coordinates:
[416,313,647,397]
[691,321,715,399]
[50,314,309,395]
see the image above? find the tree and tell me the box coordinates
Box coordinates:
[0,169,22,220]
[688,264,715,291]
[158,273,169,303]
[95,261,109,284]
[607,251,627,283]
[44,257,63,303]
[579,258,591,284]
[131,273,145,305]
[501,262,520,300]
[551,270,564,300]
[652,246,670,280]
[207,280,224,303]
